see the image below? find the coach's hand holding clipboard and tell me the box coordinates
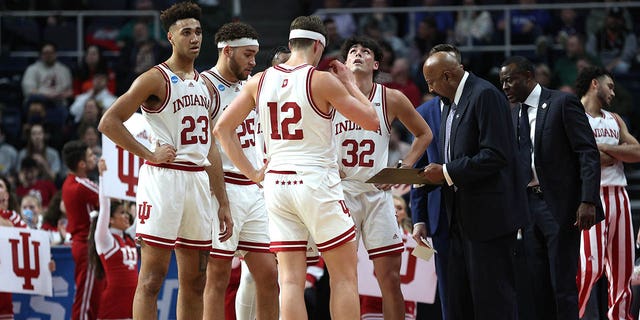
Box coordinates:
[365,161,442,191]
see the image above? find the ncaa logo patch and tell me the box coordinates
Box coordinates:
[218,84,225,91]
[170,75,179,83]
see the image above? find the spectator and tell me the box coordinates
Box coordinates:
[69,72,116,123]
[412,0,454,41]
[553,33,600,89]
[585,1,633,36]
[40,191,69,245]
[0,174,24,320]
[115,21,169,95]
[73,45,116,95]
[23,100,47,127]
[497,0,551,45]
[407,16,446,69]
[116,0,156,48]
[77,123,101,159]
[76,98,104,129]
[535,63,552,88]
[15,157,57,208]
[586,8,637,75]
[17,123,62,182]
[20,193,43,229]
[361,17,408,60]
[0,125,17,176]
[552,8,585,45]
[314,0,356,39]
[323,18,343,58]
[0,175,20,221]
[453,0,493,46]
[387,57,422,107]
[357,0,399,39]
[21,42,73,127]
[376,41,396,84]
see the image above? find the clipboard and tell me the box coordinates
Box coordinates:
[365,167,439,185]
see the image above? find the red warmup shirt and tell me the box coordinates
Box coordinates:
[61,173,98,242]
[98,233,138,319]
[16,179,57,207]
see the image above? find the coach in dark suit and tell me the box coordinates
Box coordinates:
[499,56,603,320]
[411,95,449,320]
[421,49,527,320]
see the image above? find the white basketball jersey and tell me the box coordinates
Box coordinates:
[141,63,213,168]
[202,67,262,174]
[334,83,390,193]
[256,64,337,170]
[587,110,626,186]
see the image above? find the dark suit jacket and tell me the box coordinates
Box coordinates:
[411,97,445,236]
[442,73,527,241]
[511,87,604,226]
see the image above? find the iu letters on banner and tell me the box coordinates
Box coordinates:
[357,234,437,303]
[0,226,52,296]
[102,112,151,202]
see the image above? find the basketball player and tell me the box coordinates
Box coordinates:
[575,66,640,320]
[98,2,231,319]
[61,140,103,320]
[201,22,278,320]
[213,15,379,320]
[334,36,432,319]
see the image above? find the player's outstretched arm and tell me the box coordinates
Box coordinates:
[387,88,432,167]
[98,69,176,164]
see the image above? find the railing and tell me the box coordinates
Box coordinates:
[0,10,160,62]
[315,1,640,57]
[2,2,639,62]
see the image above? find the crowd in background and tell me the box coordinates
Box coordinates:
[0,1,640,318]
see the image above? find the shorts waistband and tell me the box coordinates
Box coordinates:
[145,161,205,172]
[224,172,255,185]
[267,170,297,175]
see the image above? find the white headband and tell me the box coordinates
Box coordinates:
[217,38,260,49]
[289,29,326,47]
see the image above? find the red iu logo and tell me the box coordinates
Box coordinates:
[281,79,288,88]
[137,201,152,224]
[9,232,41,290]
[117,145,144,197]
[338,200,351,217]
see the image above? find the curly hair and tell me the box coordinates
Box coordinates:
[575,66,612,98]
[340,36,383,78]
[160,1,202,32]
[340,36,383,63]
[289,16,327,50]
[214,22,259,45]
